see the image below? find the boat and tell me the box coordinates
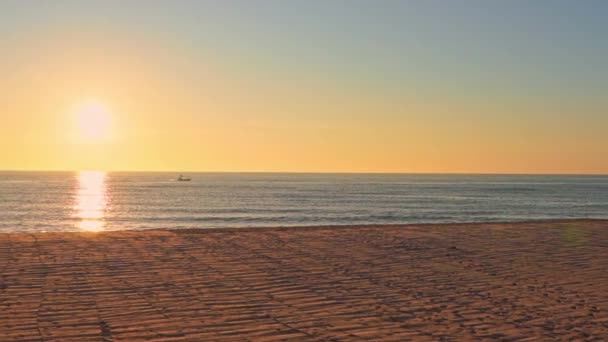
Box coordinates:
[177,174,191,182]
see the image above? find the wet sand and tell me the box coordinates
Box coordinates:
[2,220,608,341]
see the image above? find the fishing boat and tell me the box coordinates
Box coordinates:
[177,174,191,182]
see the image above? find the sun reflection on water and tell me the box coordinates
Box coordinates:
[75,171,107,232]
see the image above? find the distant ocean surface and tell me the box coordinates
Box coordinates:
[0,172,607,233]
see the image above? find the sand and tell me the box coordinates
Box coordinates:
[2,220,608,341]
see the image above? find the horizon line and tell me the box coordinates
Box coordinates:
[1,169,607,176]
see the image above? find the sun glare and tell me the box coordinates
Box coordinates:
[74,100,112,142]
[74,170,107,232]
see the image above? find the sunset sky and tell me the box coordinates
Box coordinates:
[1,1,607,173]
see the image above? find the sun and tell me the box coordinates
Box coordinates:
[74,99,113,142]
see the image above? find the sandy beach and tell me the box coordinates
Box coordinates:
[2,220,608,341]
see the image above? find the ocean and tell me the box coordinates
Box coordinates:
[0,171,607,233]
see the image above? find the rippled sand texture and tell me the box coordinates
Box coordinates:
[2,220,608,341]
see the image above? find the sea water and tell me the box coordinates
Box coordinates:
[0,171,606,232]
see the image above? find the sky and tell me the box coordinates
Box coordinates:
[1,0,607,173]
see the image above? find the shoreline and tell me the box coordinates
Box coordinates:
[2,219,608,340]
[167,218,608,234]
[3,218,607,235]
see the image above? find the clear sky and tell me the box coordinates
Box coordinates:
[1,0,607,173]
